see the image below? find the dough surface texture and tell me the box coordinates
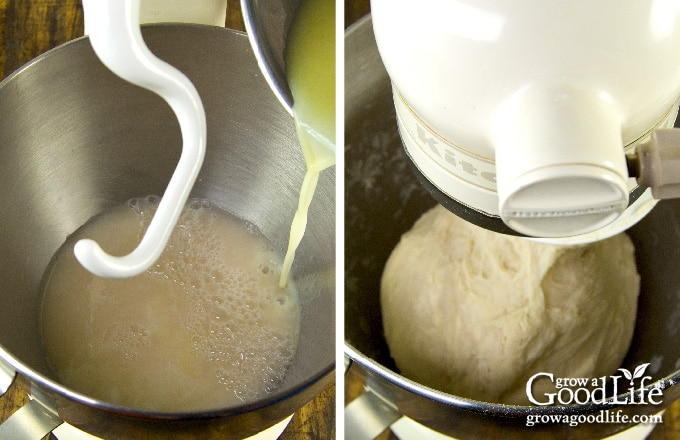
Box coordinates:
[380,205,640,404]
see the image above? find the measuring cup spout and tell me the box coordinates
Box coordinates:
[75,0,207,278]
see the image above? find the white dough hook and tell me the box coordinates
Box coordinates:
[75,0,207,278]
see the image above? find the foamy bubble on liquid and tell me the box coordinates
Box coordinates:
[108,323,151,360]
[40,197,300,411]
[139,196,300,402]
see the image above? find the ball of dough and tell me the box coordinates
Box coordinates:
[380,205,640,404]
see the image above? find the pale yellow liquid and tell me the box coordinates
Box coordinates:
[279,0,336,287]
[40,197,300,412]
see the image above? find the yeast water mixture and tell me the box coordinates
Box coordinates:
[39,197,300,412]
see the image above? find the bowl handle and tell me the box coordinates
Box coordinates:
[0,360,15,397]
[0,360,63,439]
[345,357,402,439]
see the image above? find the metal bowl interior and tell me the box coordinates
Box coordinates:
[0,24,334,438]
[345,15,680,439]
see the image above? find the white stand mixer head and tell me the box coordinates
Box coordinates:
[372,0,680,242]
[493,86,629,237]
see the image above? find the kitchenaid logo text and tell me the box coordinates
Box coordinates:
[393,93,497,191]
[526,363,664,406]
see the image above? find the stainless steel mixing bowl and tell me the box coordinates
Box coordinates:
[0,24,334,439]
[240,0,301,114]
[345,15,680,439]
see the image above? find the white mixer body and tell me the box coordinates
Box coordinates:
[371,0,680,240]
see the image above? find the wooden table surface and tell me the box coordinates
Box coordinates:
[0,1,335,439]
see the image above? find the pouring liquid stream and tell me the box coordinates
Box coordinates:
[279,0,336,288]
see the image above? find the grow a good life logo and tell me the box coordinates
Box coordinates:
[526,363,664,406]
[525,363,666,428]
